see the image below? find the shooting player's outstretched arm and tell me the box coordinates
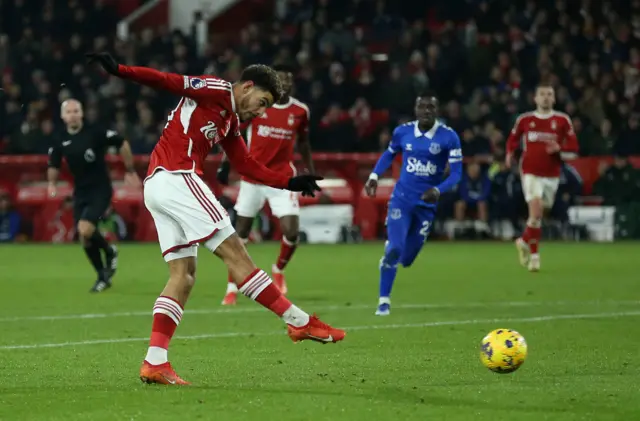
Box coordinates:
[86,52,230,101]
[117,65,231,100]
[219,121,322,197]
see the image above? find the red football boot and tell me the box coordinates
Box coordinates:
[140,361,190,385]
[221,291,237,306]
[287,314,346,344]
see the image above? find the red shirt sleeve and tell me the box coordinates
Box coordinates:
[219,120,292,188]
[506,115,524,156]
[561,116,579,158]
[116,65,232,101]
[298,104,310,135]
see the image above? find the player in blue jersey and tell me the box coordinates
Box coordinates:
[365,93,463,316]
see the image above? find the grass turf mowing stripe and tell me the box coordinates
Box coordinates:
[1,310,639,350]
[1,299,639,322]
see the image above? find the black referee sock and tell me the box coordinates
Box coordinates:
[90,230,111,253]
[83,242,105,276]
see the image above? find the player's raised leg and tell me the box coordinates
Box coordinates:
[376,200,411,316]
[211,232,345,343]
[269,188,301,295]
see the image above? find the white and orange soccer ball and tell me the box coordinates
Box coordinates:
[480,328,528,373]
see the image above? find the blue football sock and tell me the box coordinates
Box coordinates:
[379,261,397,298]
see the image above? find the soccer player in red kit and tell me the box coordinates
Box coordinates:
[506,84,579,271]
[216,64,313,304]
[86,53,345,385]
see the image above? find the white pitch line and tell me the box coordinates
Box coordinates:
[1,300,639,323]
[1,310,639,351]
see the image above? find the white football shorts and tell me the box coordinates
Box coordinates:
[522,174,560,209]
[144,170,235,262]
[234,180,299,219]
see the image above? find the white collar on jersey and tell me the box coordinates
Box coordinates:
[414,120,440,139]
[272,98,293,109]
[533,111,553,119]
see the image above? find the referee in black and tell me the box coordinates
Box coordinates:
[47,99,141,292]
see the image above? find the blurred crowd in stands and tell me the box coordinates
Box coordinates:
[1,0,640,241]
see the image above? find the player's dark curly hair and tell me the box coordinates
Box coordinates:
[240,64,283,103]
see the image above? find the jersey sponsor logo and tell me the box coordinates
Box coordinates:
[189,78,206,89]
[200,121,218,141]
[429,142,441,155]
[527,132,557,142]
[84,148,95,162]
[256,125,294,140]
[406,157,437,176]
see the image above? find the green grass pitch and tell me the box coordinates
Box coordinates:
[1,242,639,421]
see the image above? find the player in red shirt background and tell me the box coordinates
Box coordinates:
[506,83,579,271]
[216,64,314,304]
[86,53,345,386]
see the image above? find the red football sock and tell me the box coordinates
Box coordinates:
[238,269,309,326]
[275,237,298,271]
[528,226,541,254]
[146,296,183,364]
[521,227,531,243]
[239,269,291,315]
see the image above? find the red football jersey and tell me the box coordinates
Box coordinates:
[242,98,309,183]
[116,65,291,188]
[506,111,579,177]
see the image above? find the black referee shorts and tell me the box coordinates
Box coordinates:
[73,189,112,225]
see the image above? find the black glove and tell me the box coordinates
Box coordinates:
[217,161,231,185]
[421,187,440,204]
[85,52,120,76]
[288,174,323,197]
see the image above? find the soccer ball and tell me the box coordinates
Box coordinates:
[480,328,528,373]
